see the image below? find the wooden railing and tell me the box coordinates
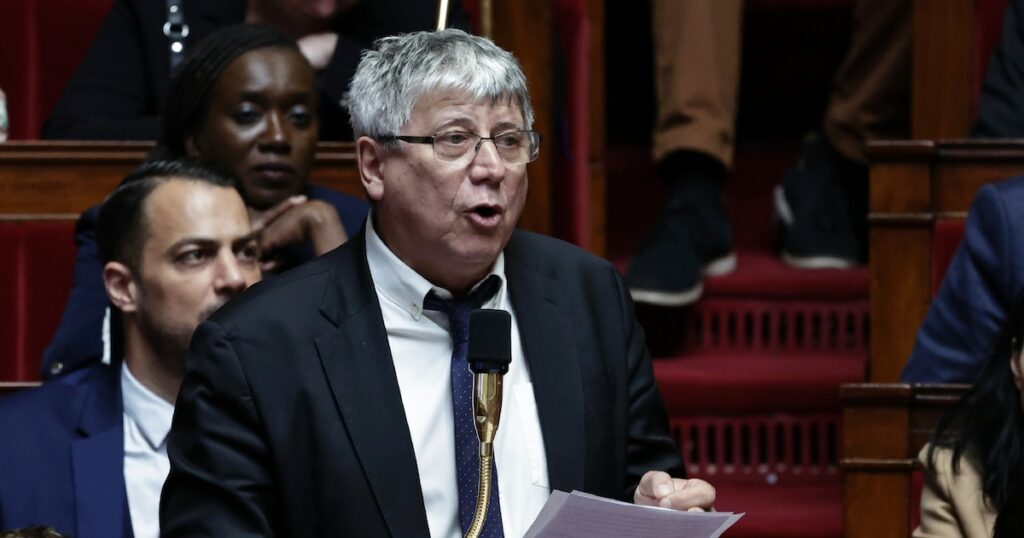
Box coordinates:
[841,383,967,537]
[868,139,1024,381]
[0,382,40,397]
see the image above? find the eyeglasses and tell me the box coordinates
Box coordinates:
[377,130,542,165]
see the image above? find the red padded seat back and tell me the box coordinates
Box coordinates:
[931,219,967,297]
[0,220,76,382]
[0,0,112,139]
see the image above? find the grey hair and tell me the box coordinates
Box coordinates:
[346,28,534,139]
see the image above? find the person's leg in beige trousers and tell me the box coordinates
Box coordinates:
[777,0,910,269]
[626,0,742,307]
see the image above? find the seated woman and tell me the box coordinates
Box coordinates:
[41,24,368,379]
[915,310,1024,537]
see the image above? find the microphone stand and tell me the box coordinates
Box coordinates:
[436,0,450,30]
[464,309,512,538]
[465,371,503,538]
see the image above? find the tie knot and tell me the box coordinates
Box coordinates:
[423,275,501,343]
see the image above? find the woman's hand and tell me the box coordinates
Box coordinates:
[251,195,347,271]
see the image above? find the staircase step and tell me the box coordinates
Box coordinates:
[715,482,842,538]
[654,352,865,414]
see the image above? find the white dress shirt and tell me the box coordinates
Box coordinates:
[365,218,551,538]
[121,362,173,538]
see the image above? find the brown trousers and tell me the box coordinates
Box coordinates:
[651,0,910,167]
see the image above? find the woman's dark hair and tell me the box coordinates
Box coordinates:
[154,23,307,159]
[928,303,1024,522]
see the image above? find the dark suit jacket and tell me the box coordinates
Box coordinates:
[42,0,466,141]
[0,364,132,538]
[41,185,368,380]
[902,177,1024,382]
[160,229,684,537]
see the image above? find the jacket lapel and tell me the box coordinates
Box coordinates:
[505,233,585,493]
[314,233,431,537]
[71,366,130,538]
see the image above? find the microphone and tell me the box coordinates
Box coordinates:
[464,309,512,538]
[468,309,512,447]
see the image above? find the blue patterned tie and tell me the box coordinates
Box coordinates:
[423,275,504,538]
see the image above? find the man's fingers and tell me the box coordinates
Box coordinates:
[657,479,716,511]
[634,470,673,504]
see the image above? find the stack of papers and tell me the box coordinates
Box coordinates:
[525,490,743,538]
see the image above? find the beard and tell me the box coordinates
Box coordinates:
[135,302,224,364]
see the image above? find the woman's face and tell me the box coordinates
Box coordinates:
[189,47,318,211]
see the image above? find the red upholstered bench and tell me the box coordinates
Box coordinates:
[0,220,77,382]
[931,218,966,296]
[0,0,113,139]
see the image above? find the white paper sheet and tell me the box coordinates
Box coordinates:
[524,490,743,538]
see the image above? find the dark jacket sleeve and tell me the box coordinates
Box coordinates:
[901,180,1024,382]
[161,320,278,537]
[42,0,161,140]
[41,206,106,379]
[612,264,686,497]
[973,0,1024,137]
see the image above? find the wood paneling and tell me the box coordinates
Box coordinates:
[841,383,967,537]
[0,382,39,397]
[0,141,548,232]
[912,0,974,138]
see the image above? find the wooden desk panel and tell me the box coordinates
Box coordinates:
[841,383,967,537]
[0,142,557,235]
[0,141,362,215]
[0,382,40,397]
[868,139,1024,382]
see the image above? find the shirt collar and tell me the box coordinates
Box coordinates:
[365,213,507,320]
[120,362,175,450]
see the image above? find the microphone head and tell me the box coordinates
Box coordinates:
[468,309,512,374]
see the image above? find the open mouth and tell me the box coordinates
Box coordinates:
[467,204,504,227]
[473,205,500,218]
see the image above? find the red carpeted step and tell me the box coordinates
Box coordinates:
[714,482,843,538]
[654,352,865,414]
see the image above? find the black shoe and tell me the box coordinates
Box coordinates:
[775,133,867,269]
[626,200,735,307]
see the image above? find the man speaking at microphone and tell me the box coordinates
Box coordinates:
[160,28,716,537]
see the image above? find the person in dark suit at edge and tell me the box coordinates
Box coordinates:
[42,0,468,141]
[160,29,716,537]
[0,160,262,538]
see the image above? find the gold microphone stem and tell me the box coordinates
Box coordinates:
[464,442,494,538]
[436,0,451,30]
[480,0,493,39]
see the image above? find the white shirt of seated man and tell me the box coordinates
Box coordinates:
[101,176,262,538]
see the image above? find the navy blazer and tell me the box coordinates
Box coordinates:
[41,185,368,380]
[902,177,1024,382]
[160,229,684,536]
[0,364,132,538]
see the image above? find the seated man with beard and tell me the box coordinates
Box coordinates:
[0,160,262,538]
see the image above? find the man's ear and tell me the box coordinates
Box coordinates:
[356,136,385,203]
[103,261,139,313]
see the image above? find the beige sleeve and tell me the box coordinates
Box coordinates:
[913,445,962,537]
